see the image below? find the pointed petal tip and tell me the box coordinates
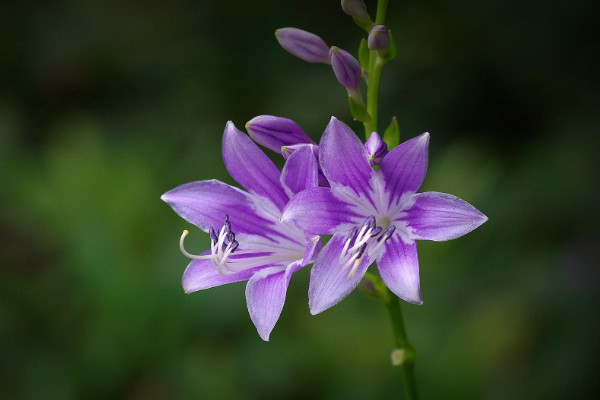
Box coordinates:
[160,192,169,203]
[224,120,236,131]
[397,291,423,305]
[257,329,271,342]
[308,300,326,315]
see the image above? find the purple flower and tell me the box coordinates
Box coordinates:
[275,28,331,64]
[161,122,320,340]
[282,117,487,314]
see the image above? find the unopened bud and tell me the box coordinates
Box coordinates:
[341,0,373,31]
[368,25,390,52]
[330,46,362,93]
[365,131,388,166]
[246,115,316,154]
[391,349,405,366]
[341,0,368,18]
[275,28,330,64]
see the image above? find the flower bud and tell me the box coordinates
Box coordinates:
[341,0,373,31]
[275,28,331,64]
[368,25,390,52]
[246,115,316,154]
[341,0,368,18]
[329,46,362,93]
[364,131,388,166]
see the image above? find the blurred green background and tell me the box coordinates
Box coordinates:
[1,1,599,399]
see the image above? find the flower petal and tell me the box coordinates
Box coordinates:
[246,263,303,341]
[246,115,316,154]
[380,132,429,203]
[302,234,322,266]
[308,233,376,314]
[182,257,260,293]
[280,145,319,197]
[320,117,376,199]
[404,191,488,241]
[161,179,277,236]
[223,122,289,211]
[281,187,362,235]
[377,235,422,304]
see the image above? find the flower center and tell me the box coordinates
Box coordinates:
[179,214,240,274]
[338,215,395,279]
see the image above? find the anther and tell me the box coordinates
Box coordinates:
[378,225,396,242]
[369,225,396,256]
[226,231,235,243]
[370,226,383,237]
[365,215,376,229]
[209,227,218,244]
[356,243,367,259]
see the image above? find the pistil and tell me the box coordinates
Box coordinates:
[179,215,240,274]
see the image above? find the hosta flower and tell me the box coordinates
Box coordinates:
[282,117,487,314]
[161,122,320,340]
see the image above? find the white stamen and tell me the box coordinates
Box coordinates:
[179,229,238,272]
[339,236,353,264]
[347,258,362,279]
[368,238,388,256]
[180,230,212,260]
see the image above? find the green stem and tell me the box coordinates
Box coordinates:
[363,0,390,139]
[375,0,389,25]
[385,289,419,400]
[364,56,384,138]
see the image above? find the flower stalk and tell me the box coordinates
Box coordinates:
[363,0,390,138]
[364,2,416,399]
[384,286,419,400]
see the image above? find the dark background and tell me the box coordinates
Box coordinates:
[1,1,599,399]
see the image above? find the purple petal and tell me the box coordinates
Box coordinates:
[281,144,329,187]
[403,191,488,241]
[275,28,331,64]
[223,122,289,211]
[281,143,319,160]
[182,257,260,293]
[329,47,362,92]
[246,263,303,341]
[161,179,274,236]
[281,187,362,235]
[376,235,422,304]
[380,132,429,203]
[302,234,322,266]
[309,233,376,314]
[320,117,375,199]
[280,145,319,196]
[246,115,316,154]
